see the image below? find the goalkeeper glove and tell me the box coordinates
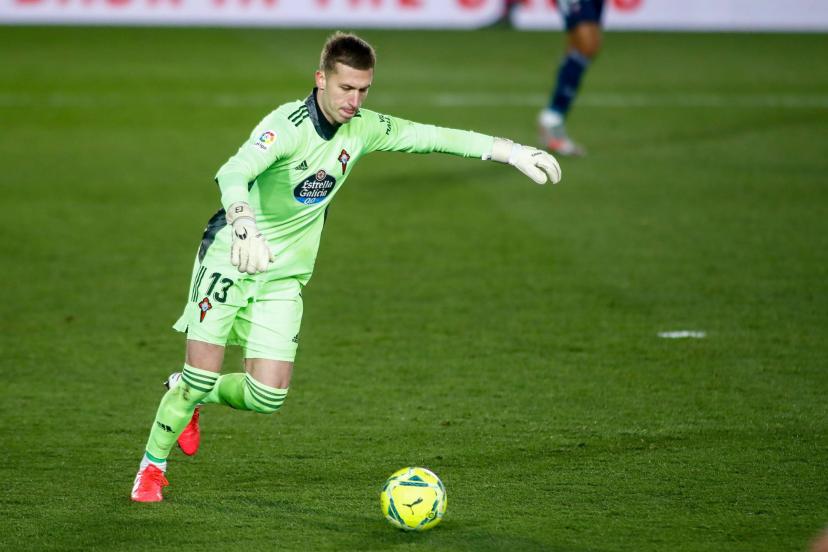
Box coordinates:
[225,202,274,275]
[488,138,562,185]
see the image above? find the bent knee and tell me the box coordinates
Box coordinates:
[581,43,602,60]
[573,39,601,60]
[569,24,602,59]
[179,364,219,403]
[243,373,289,414]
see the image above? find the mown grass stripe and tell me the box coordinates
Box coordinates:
[7,29,823,552]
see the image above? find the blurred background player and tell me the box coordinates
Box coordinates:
[538,0,605,156]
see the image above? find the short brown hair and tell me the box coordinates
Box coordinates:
[319,32,376,73]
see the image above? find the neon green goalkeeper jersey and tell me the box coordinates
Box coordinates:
[199,89,495,284]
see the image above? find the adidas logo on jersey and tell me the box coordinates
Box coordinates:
[295,160,308,171]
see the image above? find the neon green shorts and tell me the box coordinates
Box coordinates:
[173,260,303,362]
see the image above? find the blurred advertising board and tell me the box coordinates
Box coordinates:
[1,0,827,30]
[512,0,828,31]
[0,0,502,28]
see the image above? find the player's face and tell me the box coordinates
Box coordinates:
[315,63,373,124]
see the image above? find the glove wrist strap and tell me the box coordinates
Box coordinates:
[226,202,256,225]
[488,138,514,164]
[488,138,523,166]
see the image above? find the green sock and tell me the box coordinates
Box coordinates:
[242,374,288,414]
[144,364,218,461]
[201,373,247,409]
[202,373,288,414]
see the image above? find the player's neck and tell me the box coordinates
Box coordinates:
[308,88,341,141]
[314,88,337,126]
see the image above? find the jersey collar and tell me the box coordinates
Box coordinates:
[306,88,340,141]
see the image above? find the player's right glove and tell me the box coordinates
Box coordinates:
[488,138,562,185]
[225,202,274,275]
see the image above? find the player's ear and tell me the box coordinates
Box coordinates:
[315,70,326,91]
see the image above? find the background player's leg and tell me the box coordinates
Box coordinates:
[541,22,602,156]
[553,22,602,114]
[567,21,602,59]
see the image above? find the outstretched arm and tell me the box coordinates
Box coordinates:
[362,111,561,185]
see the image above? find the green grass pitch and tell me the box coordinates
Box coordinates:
[1,26,827,551]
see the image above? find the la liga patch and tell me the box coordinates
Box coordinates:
[255,130,277,151]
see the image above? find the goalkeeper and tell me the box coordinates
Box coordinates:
[131,32,562,502]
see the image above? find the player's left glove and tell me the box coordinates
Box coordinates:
[488,138,562,185]
[226,202,274,275]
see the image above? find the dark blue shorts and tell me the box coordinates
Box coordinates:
[558,0,605,31]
